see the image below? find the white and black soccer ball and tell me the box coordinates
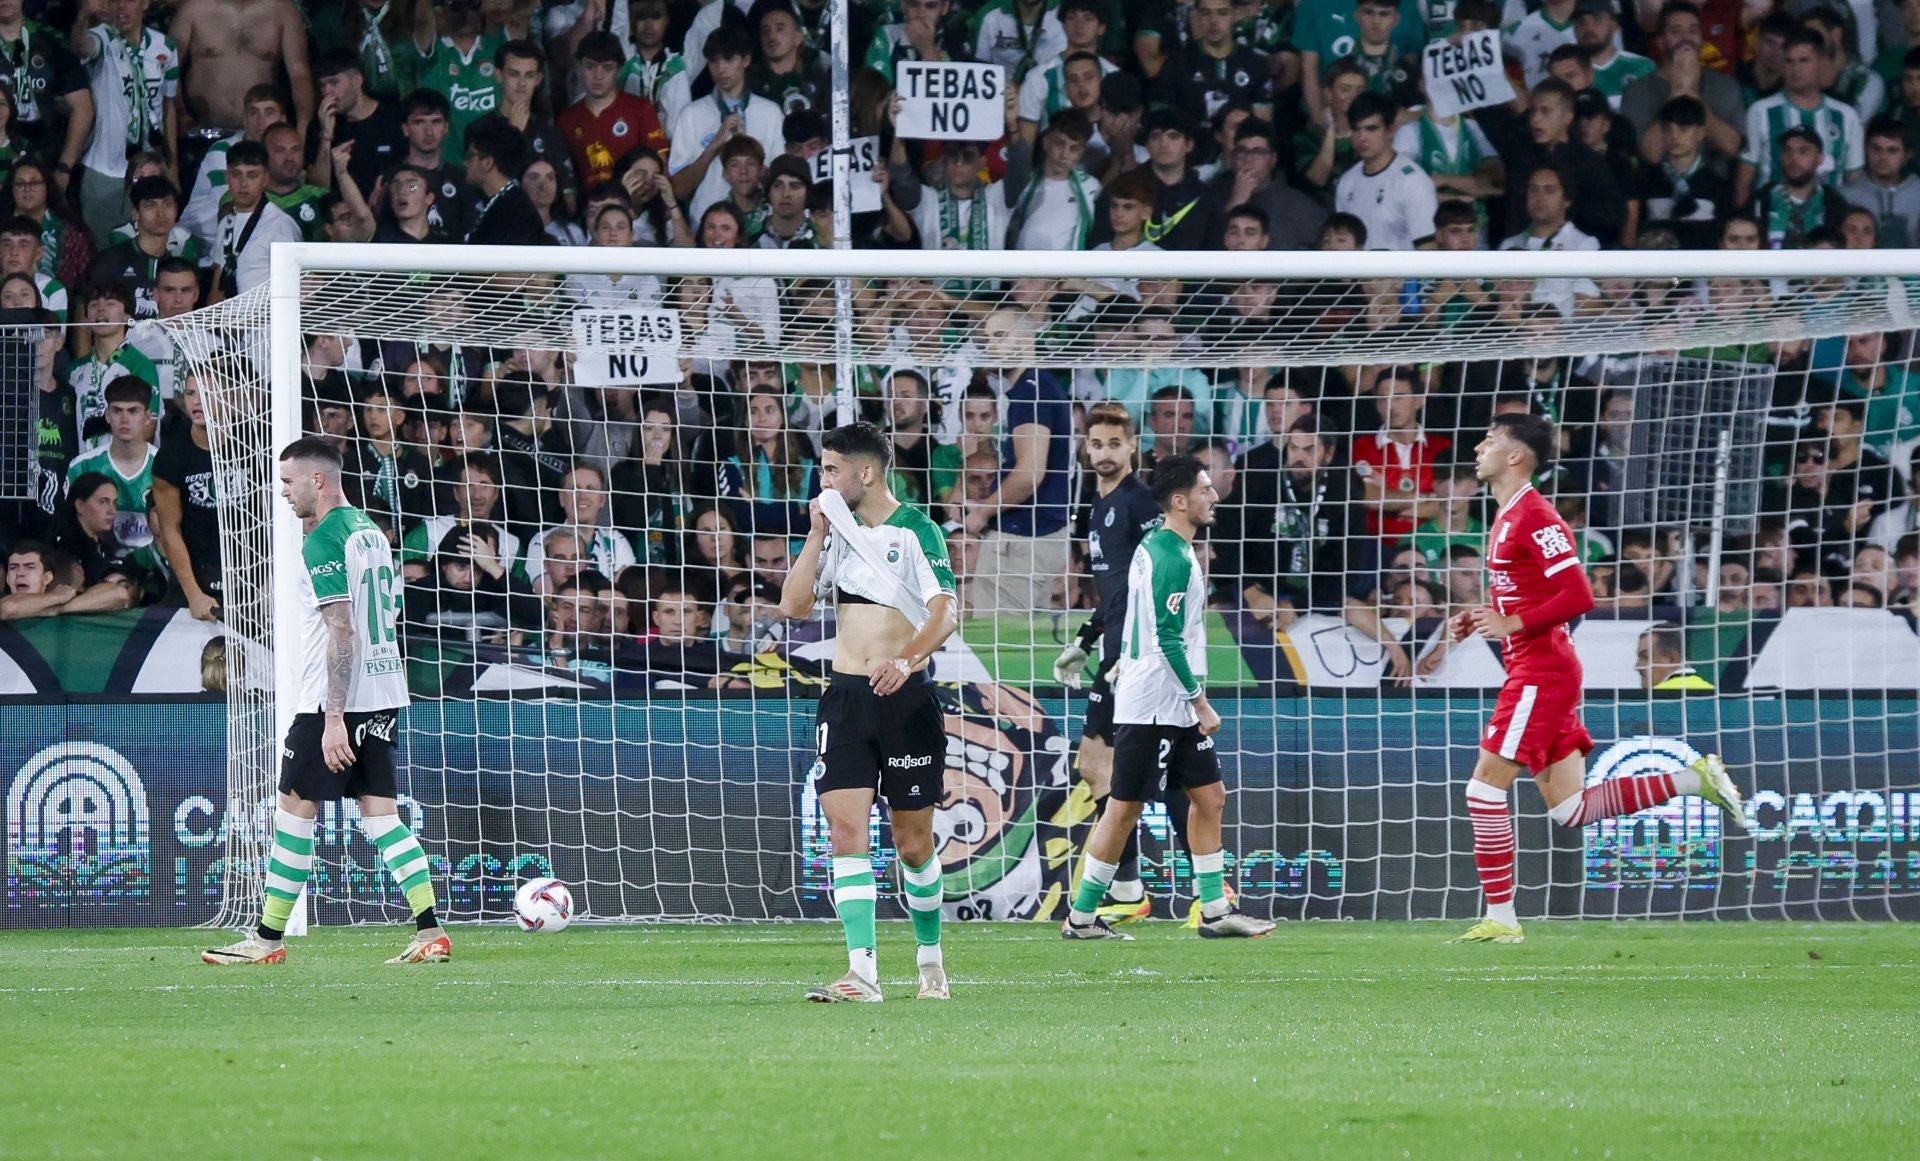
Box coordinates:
[513,877,574,933]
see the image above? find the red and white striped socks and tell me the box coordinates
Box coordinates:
[1548,768,1697,828]
[1465,779,1517,927]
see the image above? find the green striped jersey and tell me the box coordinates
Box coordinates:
[298,505,408,714]
[1115,527,1206,727]
[1740,93,1864,188]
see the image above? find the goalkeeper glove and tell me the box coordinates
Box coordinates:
[1051,643,1090,688]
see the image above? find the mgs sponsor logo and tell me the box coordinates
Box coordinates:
[310,559,345,578]
[7,742,151,901]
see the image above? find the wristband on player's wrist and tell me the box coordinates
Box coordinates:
[1074,621,1101,651]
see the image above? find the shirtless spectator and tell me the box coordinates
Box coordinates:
[171,0,312,135]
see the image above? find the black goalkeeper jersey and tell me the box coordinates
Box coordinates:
[1082,474,1161,675]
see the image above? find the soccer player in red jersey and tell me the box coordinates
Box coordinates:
[1446,414,1746,944]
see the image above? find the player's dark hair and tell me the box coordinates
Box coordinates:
[1149,453,1206,510]
[1085,401,1136,438]
[1491,412,1556,472]
[821,420,894,471]
[279,436,344,470]
[103,376,151,407]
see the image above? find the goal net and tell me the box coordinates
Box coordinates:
[180,245,1920,928]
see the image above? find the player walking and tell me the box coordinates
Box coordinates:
[1063,456,1275,941]
[1450,415,1744,944]
[779,422,961,1002]
[204,439,447,965]
[1052,404,1165,922]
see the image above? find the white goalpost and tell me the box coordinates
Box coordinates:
[176,243,1920,931]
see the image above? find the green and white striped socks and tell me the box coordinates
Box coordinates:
[832,855,878,983]
[1194,849,1229,920]
[1069,855,1119,926]
[901,853,944,968]
[258,807,315,940]
[362,813,438,925]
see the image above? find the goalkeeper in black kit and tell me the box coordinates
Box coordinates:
[1052,404,1171,922]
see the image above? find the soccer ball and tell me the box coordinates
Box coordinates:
[513,878,574,933]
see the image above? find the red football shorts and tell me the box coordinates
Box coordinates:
[1484,673,1593,773]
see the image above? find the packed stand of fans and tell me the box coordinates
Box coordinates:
[0,0,1915,693]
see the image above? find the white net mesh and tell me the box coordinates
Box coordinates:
[158,287,275,929]
[193,252,1920,926]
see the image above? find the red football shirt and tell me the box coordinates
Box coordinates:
[1486,483,1593,676]
[1350,430,1450,539]
[557,93,669,188]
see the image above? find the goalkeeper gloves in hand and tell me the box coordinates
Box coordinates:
[1052,644,1090,688]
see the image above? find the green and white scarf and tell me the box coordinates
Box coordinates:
[938,182,991,250]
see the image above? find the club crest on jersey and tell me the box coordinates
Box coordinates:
[612,120,629,137]
[887,547,901,563]
[1104,508,1115,526]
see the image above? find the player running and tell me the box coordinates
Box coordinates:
[779,422,960,1002]
[1063,456,1275,941]
[1052,404,1166,923]
[204,438,448,966]
[1449,414,1744,945]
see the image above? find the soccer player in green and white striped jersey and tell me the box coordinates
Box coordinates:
[204,438,446,966]
[1062,455,1276,940]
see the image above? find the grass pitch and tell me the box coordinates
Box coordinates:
[2,921,1913,1160]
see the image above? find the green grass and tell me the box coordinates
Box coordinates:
[3,922,1915,1160]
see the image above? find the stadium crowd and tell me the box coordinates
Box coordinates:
[0,0,1917,692]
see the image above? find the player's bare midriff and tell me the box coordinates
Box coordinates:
[831,602,921,678]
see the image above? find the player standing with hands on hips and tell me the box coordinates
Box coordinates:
[1449,414,1744,945]
[204,439,448,966]
[1063,455,1275,940]
[780,422,961,1002]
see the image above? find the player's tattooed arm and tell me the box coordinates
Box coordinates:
[320,602,355,714]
